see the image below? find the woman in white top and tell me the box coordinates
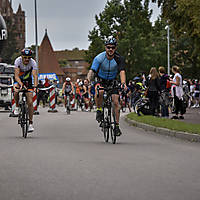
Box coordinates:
[170,66,185,119]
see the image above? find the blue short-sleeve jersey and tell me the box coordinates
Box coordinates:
[91,51,125,80]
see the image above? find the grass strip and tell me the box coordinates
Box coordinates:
[127,113,200,135]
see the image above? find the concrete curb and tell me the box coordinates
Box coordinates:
[125,116,200,143]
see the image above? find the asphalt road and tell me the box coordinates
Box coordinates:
[0,107,200,200]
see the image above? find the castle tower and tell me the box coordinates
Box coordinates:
[14,4,25,50]
[0,0,25,50]
[0,0,13,17]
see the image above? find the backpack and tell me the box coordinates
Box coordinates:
[166,79,171,89]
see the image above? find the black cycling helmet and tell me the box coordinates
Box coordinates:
[105,37,117,46]
[21,48,32,57]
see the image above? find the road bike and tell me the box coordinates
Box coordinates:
[17,88,30,138]
[65,93,71,115]
[97,84,122,144]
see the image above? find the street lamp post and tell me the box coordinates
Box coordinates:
[166,25,170,75]
[34,0,38,65]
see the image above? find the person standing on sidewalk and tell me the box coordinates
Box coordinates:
[158,66,170,118]
[192,79,200,108]
[37,80,46,108]
[170,66,185,119]
[146,67,160,116]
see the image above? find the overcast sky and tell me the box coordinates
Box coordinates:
[12,0,160,51]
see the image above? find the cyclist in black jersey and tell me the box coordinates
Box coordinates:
[87,37,127,136]
[62,77,74,110]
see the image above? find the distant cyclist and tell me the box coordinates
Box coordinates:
[14,48,38,132]
[83,79,91,111]
[62,77,74,111]
[87,37,126,136]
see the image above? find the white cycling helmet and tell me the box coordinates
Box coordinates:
[66,77,71,81]
[76,79,80,83]
[78,81,83,86]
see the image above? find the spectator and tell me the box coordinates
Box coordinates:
[158,66,170,118]
[44,77,50,87]
[53,79,59,105]
[192,79,200,108]
[37,80,46,108]
[44,77,50,103]
[170,66,185,119]
[146,67,160,116]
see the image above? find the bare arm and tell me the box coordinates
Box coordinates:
[175,76,180,86]
[88,85,92,97]
[32,69,38,87]
[87,70,95,82]
[71,82,74,94]
[62,82,66,94]
[14,68,23,87]
[120,70,126,85]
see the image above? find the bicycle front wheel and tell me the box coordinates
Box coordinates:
[66,95,71,114]
[110,103,116,144]
[103,107,109,142]
[21,104,29,138]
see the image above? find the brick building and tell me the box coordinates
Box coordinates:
[0,0,25,50]
[55,49,89,82]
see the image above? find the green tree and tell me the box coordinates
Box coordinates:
[152,0,200,77]
[87,0,158,80]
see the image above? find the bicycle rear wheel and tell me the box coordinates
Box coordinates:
[110,103,116,144]
[103,107,109,142]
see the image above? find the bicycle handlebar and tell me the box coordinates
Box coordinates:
[96,84,124,98]
[15,86,38,93]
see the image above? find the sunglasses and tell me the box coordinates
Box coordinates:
[106,46,116,50]
[23,56,31,59]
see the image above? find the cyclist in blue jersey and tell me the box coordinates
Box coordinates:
[87,37,127,136]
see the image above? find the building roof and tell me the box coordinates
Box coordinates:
[38,30,65,76]
[55,49,87,61]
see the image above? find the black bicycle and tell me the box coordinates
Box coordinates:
[64,93,71,115]
[97,84,122,144]
[17,88,30,138]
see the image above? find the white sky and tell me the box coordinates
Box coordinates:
[12,0,160,51]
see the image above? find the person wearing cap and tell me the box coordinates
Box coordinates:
[62,77,74,111]
[13,48,38,132]
[87,36,126,136]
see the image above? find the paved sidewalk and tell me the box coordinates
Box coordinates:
[169,108,200,124]
[125,107,200,143]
